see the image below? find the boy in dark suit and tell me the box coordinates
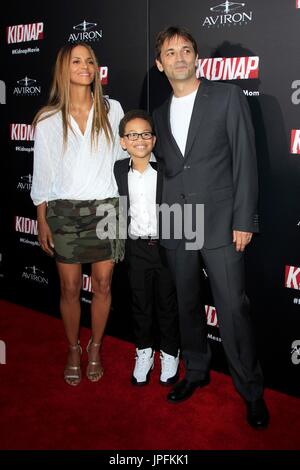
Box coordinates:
[114,109,179,386]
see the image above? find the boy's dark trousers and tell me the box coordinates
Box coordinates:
[127,237,179,356]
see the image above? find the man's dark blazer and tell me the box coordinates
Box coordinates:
[152,77,259,250]
[113,157,163,256]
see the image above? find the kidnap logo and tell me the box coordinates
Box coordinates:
[15,216,37,235]
[7,22,44,44]
[15,216,39,248]
[205,305,219,327]
[99,66,108,85]
[285,266,300,290]
[290,130,300,154]
[82,274,93,293]
[197,56,259,81]
[10,124,34,141]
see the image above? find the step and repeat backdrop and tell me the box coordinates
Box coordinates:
[1,0,299,396]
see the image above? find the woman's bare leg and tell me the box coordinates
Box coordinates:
[56,261,82,385]
[87,259,114,381]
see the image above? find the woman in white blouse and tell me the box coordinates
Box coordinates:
[31,43,124,386]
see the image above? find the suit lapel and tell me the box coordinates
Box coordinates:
[149,161,162,204]
[161,98,184,160]
[120,163,129,201]
[155,164,163,204]
[184,79,212,158]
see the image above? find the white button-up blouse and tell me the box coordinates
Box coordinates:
[31,99,124,206]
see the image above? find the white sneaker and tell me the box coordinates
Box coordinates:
[160,350,179,385]
[131,348,154,385]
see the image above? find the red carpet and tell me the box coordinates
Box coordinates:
[0,299,299,450]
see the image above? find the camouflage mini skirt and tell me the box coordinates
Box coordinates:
[46,198,125,264]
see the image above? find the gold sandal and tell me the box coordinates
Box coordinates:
[64,342,82,386]
[86,338,104,382]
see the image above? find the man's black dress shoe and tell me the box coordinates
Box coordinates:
[167,377,210,403]
[246,398,269,429]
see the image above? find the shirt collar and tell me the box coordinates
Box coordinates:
[128,153,156,171]
[69,102,94,137]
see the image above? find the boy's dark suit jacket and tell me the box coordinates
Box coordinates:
[113,157,163,260]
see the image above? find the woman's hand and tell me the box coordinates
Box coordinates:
[37,202,54,256]
[38,219,54,256]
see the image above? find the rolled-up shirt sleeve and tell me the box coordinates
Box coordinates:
[30,122,53,206]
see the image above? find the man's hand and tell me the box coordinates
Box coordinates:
[233,230,253,252]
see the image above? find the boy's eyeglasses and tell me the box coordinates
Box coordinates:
[124,132,154,141]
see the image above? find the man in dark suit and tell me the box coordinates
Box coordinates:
[153,26,269,429]
[114,109,179,387]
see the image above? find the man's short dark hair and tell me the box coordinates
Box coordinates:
[155,26,198,61]
[119,109,154,137]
